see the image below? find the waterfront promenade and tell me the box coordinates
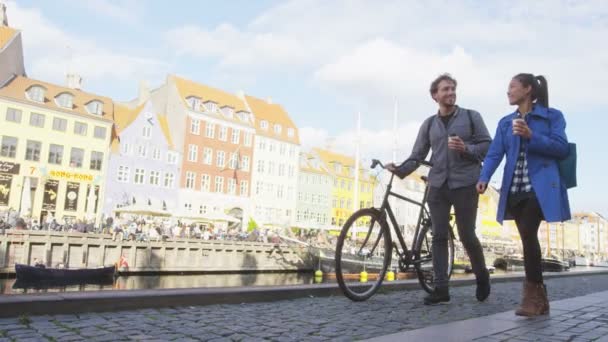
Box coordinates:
[1,271,608,341]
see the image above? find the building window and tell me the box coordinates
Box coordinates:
[29,113,45,128]
[190,119,200,134]
[244,132,252,147]
[69,147,84,168]
[201,174,210,192]
[52,117,67,132]
[260,120,268,130]
[152,148,161,160]
[134,168,145,184]
[167,151,178,164]
[184,203,192,212]
[199,205,207,214]
[90,151,103,170]
[279,144,286,156]
[142,126,151,138]
[227,178,236,195]
[0,136,17,158]
[25,140,41,161]
[117,166,130,182]
[256,181,262,195]
[94,126,107,139]
[287,128,295,138]
[240,181,248,196]
[257,160,264,173]
[164,172,175,188]
[121,143,131,155]
[185,172,196,189]
[216,151,225,167]
[222,106,234,118]
[288,165,294,178]
[214,176,224,193]
[188,144,198,162]
[204,101,217,113]
[241,156,250,172]
[74,122,87,135]
[203,147,213,165]
[138,145,147,158]
[186,96,200,111]
[55,93,73,108]
[277,185,284,198]
[229,153,238,169]
[86,100,103,115]
[288,146,295,157]
[268,161,275,175]
[205,122,215,138]
[268,142,275,153]
[219,126,228,141]
[231,129,240,144]
[5,108,22,123]
[48,144,63,164]
[274,124,282,134]
[278,164,285,177]
[149,171,160,186]
[258,138,265,150]
[26,85,45,102]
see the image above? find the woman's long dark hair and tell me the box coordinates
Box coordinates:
[513,73,549,107]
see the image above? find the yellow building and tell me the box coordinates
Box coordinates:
[0,76,114,225]
[312,148,375,228]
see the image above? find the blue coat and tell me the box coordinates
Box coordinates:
[479,104,571,224]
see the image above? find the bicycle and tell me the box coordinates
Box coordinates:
[335,159,455,301]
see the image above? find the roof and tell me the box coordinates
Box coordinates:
[312,148,370,181]
[169,74,253,127]
[245,95,300,144]
[0,26,17,50]
[0,75,114,122]
[110,103,174,152]
[299,152,329,175]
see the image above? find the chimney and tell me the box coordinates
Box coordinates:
[1,3,8,27]
[235,90,246,100]
[138,80,150,105]
[266,97,272,104]
[66,73,82,90]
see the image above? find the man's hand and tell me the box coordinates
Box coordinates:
[385,163,397,173]
[476,181,488,194]
[447,136,466,152]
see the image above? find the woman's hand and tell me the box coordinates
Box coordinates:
[512,119,532,139]
[476,181,488,194]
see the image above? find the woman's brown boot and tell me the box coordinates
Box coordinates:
[515,281,548,316]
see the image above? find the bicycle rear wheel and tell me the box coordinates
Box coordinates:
[414,222,455,294]
[335,208,392,301]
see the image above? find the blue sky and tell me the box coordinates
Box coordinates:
[4,0,608,216]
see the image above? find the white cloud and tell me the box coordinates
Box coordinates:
[5,1,167,92]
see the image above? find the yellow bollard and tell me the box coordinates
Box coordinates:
[314,270,323,277]
[385,271,395,281]
[360,271,368,283]
[314,276,323,283]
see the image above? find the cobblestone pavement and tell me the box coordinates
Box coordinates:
[1,274,608,341]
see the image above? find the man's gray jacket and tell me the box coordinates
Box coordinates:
[397,106,492,189]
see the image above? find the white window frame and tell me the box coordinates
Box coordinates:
[227,178,237,195]
[55,93,74,108]
[117,165,130,183]
[218,126,228,141]
[134,168,145,184]
[216,150,225,167]
[142,126,152,139]
[240,180,248,196]
[241,156,250,172]
[231,129,240,144]
[188,144,198,162]
[244,132,252,147]
[214,176,224,193]
[190,119,201,135]
[152,148,161,160]
[26,86,45,102]
[185,171,196,189]
[86,100,104,115]
[164,172,175,188]
[201,174,211,192]
[260,120,268,130]
[149,171,160,186]
[205,122,215,138]
[203,147,213,165]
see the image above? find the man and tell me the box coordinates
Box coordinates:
[387,73,492,305]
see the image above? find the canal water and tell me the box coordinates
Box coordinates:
[0,267,601,295]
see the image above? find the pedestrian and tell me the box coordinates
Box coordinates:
[387,73,492,305]
[477,73,571,316]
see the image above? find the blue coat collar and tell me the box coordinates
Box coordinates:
[510,103,549,119]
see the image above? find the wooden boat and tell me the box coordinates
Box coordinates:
[493,256,569,272]
[15,264,116,283]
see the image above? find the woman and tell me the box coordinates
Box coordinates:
[476,73,571,316]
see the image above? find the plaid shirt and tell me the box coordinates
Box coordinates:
[510,114,532,194]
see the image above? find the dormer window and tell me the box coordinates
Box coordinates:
[26,85,46,102]
[287,128,295,138]
[274,124,282,134]
[221,106,234,118]
[260,120,269,130]
[204,101,217,113]
[55,92,74,109]
[86,100,104,115]
[334,163,342,173]
[236,111,249,122]
[186,96,201,111]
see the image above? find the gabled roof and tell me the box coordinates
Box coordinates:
[0,75,114,121]
[245,95,300,145]
[0,26,17,50]
[169,74,253,127]
[299,152,329,175]
[312,148,370,180]
[111,103,175,152]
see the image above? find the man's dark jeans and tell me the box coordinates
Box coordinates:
[427,183,488,288]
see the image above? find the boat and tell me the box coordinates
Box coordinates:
[15,264,116,283]
[493,256,569,272]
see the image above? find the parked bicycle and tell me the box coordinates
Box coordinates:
[335,158,455,301]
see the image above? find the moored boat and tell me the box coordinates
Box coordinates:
[15,264,116,283]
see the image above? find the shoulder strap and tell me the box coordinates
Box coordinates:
[426,115,435,141]
[466,109,475,135]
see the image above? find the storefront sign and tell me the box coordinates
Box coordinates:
[0,161,20,175]
[64,182,80,211]
[42,179,59,211]
[49,170,94,182]
[0,174,12,206]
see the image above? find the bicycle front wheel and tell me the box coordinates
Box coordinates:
[335,208,392,301]
[414,222,455,294]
